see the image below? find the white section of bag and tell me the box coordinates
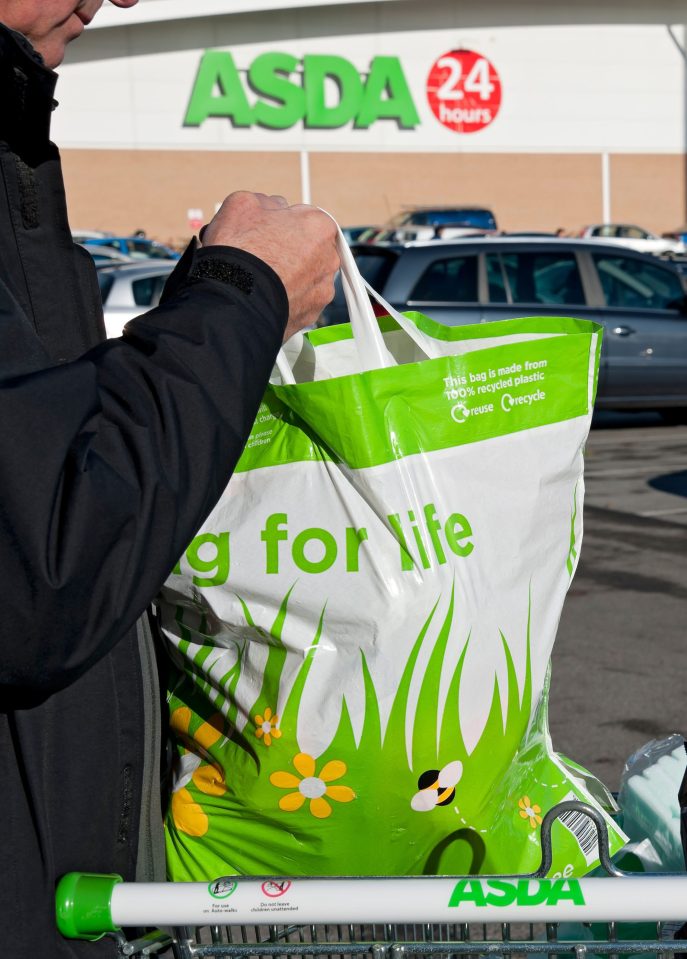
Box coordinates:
[303,329,567,383]
[162,414,586,762]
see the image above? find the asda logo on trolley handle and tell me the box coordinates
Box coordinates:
[185,48,502,134]
[448,879,585,908]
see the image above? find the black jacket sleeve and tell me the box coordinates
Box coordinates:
[0,244,288,696]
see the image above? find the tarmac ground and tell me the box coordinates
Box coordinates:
[549,411,687,791]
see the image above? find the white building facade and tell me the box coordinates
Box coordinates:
[54,0,687,244]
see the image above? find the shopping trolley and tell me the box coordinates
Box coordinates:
[56,801,687,958]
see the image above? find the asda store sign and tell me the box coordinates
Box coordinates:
[185,49,503,133]
[185,51,420,130]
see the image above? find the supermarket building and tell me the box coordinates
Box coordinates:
[54,0,687,245]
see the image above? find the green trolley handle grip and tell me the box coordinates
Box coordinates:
[56,872,123,941]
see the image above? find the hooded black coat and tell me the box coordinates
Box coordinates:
[0,24,288,957]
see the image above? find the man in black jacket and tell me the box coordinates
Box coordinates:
[0,1,339,956]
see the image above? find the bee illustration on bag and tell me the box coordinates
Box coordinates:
[410,760,463,811]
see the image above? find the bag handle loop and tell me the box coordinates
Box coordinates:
[275,213,440,385]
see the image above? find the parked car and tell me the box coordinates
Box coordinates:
[670,256,687,279]
[98,261,176,337]
[342,226,378,244]
[663,225,687,245]
[320,237,687,419]
[81,235,181,261]
[577,223,685,256]
[366,206,498,243]
[79,243,133,265]
[73,230,113,243]
[504,231,562,238]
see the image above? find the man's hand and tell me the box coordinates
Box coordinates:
[201,192,339,341]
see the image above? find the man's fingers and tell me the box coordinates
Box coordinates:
[200,193,341,336]
[252,193,289,209]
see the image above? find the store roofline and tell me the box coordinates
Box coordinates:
[91,0,687,30]
[91,0,401,29]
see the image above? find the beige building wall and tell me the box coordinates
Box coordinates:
[61,149,686,247]
[61,150,303,247]
[609,154,686,232]
[308,153,605,234]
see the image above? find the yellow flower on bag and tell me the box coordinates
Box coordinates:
[270,752,355,819]
[169,706,227,837]
[254,706,282,747]
[518,795,542,829]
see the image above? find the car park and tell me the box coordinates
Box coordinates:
[80,235,181,261]
[577,223,684,256]
[80,244,134,265]
[98,261,177,337]
[663,225,687,245]
[670,256,687,279]
[365,205,498,243]
[342,226,378,243]
[320,237,687,418]
[72,230,112,243]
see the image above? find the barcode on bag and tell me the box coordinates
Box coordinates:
[558,792,600,866]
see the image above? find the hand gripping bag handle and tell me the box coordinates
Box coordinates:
[276,214,440,385]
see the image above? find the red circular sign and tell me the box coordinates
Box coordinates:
[426,49,502,133]
[261,880,291,898]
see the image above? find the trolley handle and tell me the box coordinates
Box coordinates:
[54,801,634,941]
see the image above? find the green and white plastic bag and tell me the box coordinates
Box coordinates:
[160,226,626,880]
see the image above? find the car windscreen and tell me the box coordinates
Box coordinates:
[404,209,497,230]
[351,249,398,290]
[132,240,176,259]
[97,272,116,303]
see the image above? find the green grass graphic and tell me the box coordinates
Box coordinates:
[165,583,586,878]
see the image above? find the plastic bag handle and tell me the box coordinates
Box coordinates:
[332,220,397,371]
[275,349,297,385]
[275,213,439,385]
[361,277,442,361]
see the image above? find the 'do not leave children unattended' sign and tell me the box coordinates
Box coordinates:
[184,48,502,134]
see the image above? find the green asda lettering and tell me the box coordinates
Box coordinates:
[171,502,474,585]
[184,51,420,130]
[448,879,585,909]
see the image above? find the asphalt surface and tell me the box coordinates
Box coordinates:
[549,412,687,791]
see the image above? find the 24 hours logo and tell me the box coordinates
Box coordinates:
[426,49,502,133]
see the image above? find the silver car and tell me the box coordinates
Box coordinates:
[98,261,176,338]
[322,237,687,420]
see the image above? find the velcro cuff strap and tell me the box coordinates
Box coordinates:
[189,257,254,295]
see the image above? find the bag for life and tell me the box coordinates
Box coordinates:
[159,224,626,880]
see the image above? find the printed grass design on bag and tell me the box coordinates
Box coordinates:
[160,221,626,880]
